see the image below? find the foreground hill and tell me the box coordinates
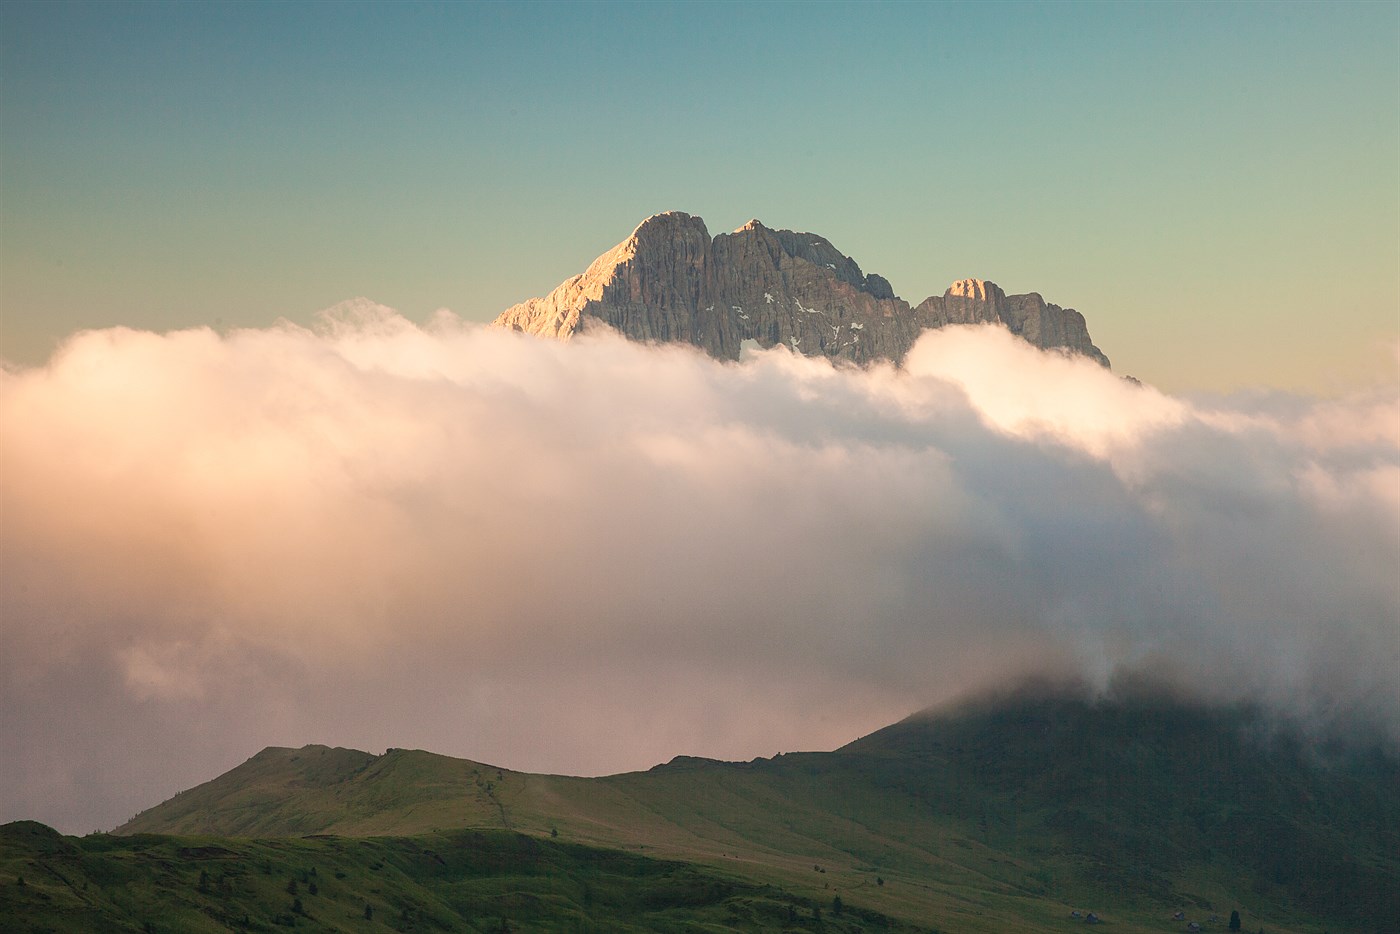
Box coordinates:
[1,821,916,933]
[116,691,1399,933]
[493,212,1110,367]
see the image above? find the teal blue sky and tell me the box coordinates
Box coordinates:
[3,0,1397,391]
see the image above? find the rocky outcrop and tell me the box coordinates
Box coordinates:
[913,279,1109,367]
[494,212,1110,368]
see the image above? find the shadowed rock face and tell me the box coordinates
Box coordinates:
[494,211,1110,367]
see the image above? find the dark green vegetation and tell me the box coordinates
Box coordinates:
[839,690,1400,930]
[0,820,915,933]
[21,690,1400,933]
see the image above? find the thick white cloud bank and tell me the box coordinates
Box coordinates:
[3,304,1398,833]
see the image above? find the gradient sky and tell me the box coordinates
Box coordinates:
[2,0,1397,392]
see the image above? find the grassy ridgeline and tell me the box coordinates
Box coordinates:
[110,694,1400,933]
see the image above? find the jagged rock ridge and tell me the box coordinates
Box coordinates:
[494,212,1110,367]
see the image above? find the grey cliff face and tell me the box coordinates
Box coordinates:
[494,212,1110,369]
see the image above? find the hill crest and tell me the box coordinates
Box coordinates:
[114,692,1399,930]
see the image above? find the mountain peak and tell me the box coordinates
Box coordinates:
[946,277,1002,302]
[631,210,706,237]
[495,213,1110,367]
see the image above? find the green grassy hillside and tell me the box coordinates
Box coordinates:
[838,692,1400,929]
[0,820,920,934]
[110,693,1399,934]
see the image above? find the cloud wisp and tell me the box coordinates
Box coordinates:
[3,303,1397,832]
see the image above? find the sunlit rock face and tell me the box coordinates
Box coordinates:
[494,211,1110,367]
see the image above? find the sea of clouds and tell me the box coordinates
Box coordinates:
[3,303,1397,832]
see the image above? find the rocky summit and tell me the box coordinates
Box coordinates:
[494,211,1110,367]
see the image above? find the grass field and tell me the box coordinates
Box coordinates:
[1,820,929,933]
